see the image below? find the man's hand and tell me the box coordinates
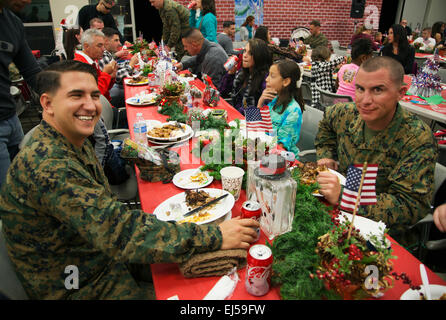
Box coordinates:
[103,60,117,76]
[174,62,183,71]
[317,158,338,171]
[129,54,139,68]
[316,171,342,205]
[219,217,260,250]
[434,203,446,232]
[115,49,128,59]
[257,88,277,108]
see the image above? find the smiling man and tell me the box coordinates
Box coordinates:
[0,60,259,300]
[314,56,437,246]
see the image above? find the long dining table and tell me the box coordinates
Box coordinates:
[124,78,446,300]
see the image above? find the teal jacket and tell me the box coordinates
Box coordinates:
[189,10,217,43]
[268,97,303,156]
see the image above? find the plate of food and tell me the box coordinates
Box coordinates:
[294,162,346,196]
[146,121,193,142]
[172,168,213,190]
[126,92,158,106]
[400,285,446,300]
[153,188,235,224]
[125,76,149,86]
[148,131,194,146]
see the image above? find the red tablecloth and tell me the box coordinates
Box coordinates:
[124,79,446,300]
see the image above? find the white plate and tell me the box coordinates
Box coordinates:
[313,169,346,197]
[146,120,162,130]
[153,188,235,224]
[126,93,158,106]
[148,131,193,146]
[400,285,446,300]
[172,168,213,189]
[124,78,149,86]
[146,122,193,142]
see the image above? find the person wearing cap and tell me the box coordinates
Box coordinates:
[303,20,328,49]
[78,0,124,43]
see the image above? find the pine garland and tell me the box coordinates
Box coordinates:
[267,168,339,300]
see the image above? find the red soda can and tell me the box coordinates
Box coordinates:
[245,244,273,296]
[241,200,261,242]
[224,55,239,71]
[187,1,196,9]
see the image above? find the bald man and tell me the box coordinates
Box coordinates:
[175,28,228,87]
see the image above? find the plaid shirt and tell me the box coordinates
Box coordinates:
[310,55,345,108]
[98,50,133,84]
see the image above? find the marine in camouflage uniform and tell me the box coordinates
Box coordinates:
[0,121,222,299]
[315,102,438,246]
[158,0,190,61]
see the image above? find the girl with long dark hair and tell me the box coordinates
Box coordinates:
[381,24,415,74]
[189,0,217,42]
[257,59,305,155]
[218,38,272,115]
[240,15,254,41]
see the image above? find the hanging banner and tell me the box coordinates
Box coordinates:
[234,0,264,41]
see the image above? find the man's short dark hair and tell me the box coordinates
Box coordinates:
[360,56,404,86]
[102,27,119,38]
[310,20,321,27]
[223,21,235,29]
[181,28,203,42]
[36,60,98,96]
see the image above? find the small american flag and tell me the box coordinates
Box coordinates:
[245,105,273,132]
[340,164,378,213]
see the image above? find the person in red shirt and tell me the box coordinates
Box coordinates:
[74,28,117,102]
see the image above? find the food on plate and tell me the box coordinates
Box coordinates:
[185,189,216,209]
[189,171,209,184]
[296,162,328,186]
[128,75,148,84]
[148,124,185,138]
[178,211,212,224]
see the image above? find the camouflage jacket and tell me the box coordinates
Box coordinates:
[315,103,438,245]
[0,121,222,299]
[159,0,189,50]
[303,32,328,49]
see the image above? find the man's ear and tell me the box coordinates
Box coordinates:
[40,93,54,115]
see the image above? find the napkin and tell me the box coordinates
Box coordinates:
[203,268,239,300]
[179,249,247,278]
[422,95,446,105]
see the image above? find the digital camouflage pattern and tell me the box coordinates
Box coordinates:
[159,0,190,61]
[0,121,222,299]
[315,103,438,246]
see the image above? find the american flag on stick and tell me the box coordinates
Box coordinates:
[244,105,273,133]
[340,163,378,213]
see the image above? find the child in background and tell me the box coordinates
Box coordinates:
[257,59,305,156]
[336,38,373,100]
[310,46,345,109]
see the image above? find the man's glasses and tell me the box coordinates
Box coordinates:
[102,2,113,11]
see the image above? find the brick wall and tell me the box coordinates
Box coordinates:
[176,0,383,47]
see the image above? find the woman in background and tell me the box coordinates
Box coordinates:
[240,15,255,41]
[380,24,415,74]
[431,21,445,46]
[189,0,217,43]
[63,27,82,60]
[218,38,272,115]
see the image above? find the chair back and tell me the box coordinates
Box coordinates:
[18,124,39,150]
[330,40,340,49]
[0,221,28,299]
[434,162,446,198]
[438,68,446,83]
[301,81,312,106]
[100,95,114,130]
[317,86,353,110]
[296,105,324,152]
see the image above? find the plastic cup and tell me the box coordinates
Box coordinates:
[220,166,245,201]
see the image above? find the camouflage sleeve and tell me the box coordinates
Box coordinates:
[35,160,223,264]
[359,134,437,238]
[315,103,342,160]
[164,9,182,48]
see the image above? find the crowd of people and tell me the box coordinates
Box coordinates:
[0,0,445,300]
